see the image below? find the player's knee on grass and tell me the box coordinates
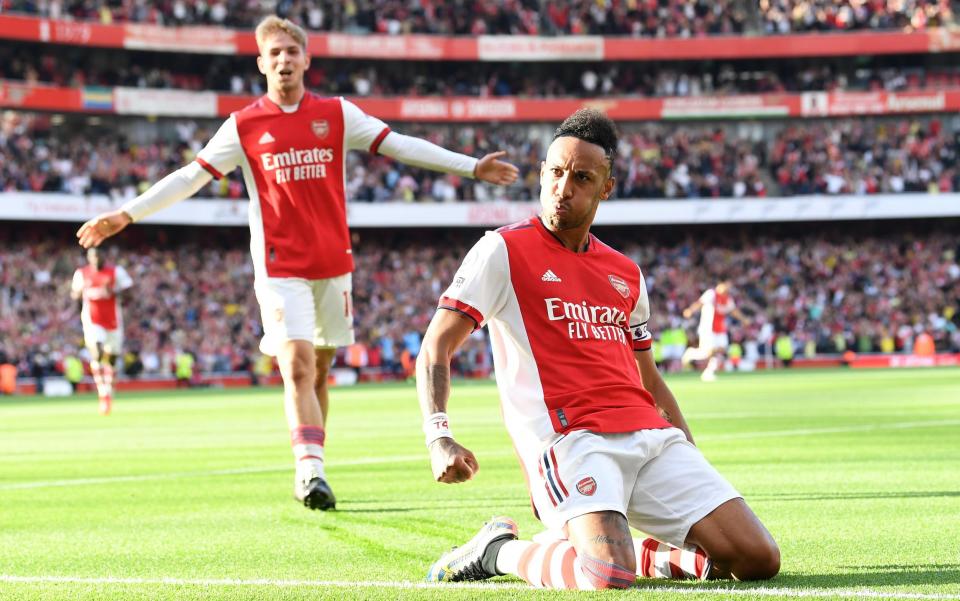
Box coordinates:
[702,526,780,581]
[687,498,780,581]
[567,511,638,588]
[731,536,780,581]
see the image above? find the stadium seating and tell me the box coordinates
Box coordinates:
[2,223,957,380]
[1,7,958,382]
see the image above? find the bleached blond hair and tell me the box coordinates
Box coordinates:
[255,16,307,51]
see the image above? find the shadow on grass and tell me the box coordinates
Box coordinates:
[345,495,524,505]
[335,501,533,514]
[752,490,960,502]
[624,566,960,591]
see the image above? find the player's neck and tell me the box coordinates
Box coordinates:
[268,85,305,107]
[542,220,591,253]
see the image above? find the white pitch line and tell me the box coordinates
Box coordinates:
[1,575,958,599]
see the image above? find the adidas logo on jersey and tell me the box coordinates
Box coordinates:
[541,270,562,283]
[258,131,276,145]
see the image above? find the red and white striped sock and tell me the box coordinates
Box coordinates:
[291,425,326,475]
[499,540,636,590]
[101,363,114,398]
[89,361,106,398]
[636,537,711,580]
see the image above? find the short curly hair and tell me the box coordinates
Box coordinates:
[552,109,618,162]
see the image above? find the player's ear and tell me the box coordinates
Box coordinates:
[256,54,266,75]
[600,175,615,200]
[303,51,311,71]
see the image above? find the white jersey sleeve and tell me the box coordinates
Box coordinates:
[119,116,241,222]
[699,288,716,306]
[341,98,391,152]
[438,232,509,329]
[114,265,133,292]
[628,266,653,352]
[71,269,84,295]
[341,97,479,177]
[195,115,244,178]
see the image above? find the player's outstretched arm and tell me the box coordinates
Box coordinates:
[417,308,479,484]
[77,162,214,248]
[636,350,695,444]
[473,150,520,186]
[732,307,752,326]
[76,210,132,249]
[376,132,519,187]
[682,300,702,319]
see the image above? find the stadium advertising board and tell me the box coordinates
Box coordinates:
[322,33,457,60]
[5,193,960,227]
[477,36,604,61]
[0,80,82,111]
[801,90,952,116]
[123,24,237,54]
[661,96,795,119]
[7,80,959,121]
[114,88,218,117]
[0,15,942,60]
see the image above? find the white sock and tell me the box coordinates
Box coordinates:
[495,539,532,575]
[704,356,718,375]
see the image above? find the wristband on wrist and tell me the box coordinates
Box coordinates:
[423,412,453,446]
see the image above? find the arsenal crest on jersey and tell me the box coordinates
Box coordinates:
[608,275,630,298]
[576,476,597,496]
[311,119,329,139]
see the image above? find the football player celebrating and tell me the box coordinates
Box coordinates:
[418,109,779,589]
[77,16,518,511]
[70,247,132,415]
[681,280,751,381]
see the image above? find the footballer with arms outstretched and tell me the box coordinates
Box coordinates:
[77,16,518,511]
[417,109,779,589]
[70,247,132,415]
[681,280,751,381]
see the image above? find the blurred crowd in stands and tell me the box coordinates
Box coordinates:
[1,224,958,384]
[5,110,960,200]
[4,0,747,37]
[5,0,952,35]
[759,0,954,33]
[7,41,960,98]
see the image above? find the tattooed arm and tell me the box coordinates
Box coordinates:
[417,308,480,483]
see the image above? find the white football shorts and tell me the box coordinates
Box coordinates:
[254,274,354,356]
[697,331,729,352]
[82,322,123,356]
[529,427,740,548]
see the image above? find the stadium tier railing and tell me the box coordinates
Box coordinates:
[3,192,959,226]
[3,14,960,61]
[1,79,958,120]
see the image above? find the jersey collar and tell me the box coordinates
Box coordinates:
[533,217,593,254]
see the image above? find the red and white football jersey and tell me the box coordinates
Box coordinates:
[71,264,133,330]
[697,288,736,335]
[195,93,391,280]
[439,217,671,455]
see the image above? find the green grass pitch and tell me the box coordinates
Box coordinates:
[1,368,958,600]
